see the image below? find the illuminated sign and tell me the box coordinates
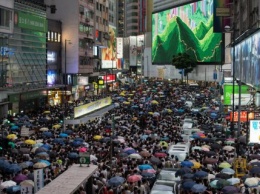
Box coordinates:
[230,111,255,122]
[152,0,222,64]
[101,74,116,82]
[223,84,251,106]
[250,120,260,143]
[74,97,112,118]
[116,37,123,59]
[47,51,56,62]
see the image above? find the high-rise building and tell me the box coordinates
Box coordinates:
[116,0,125,37]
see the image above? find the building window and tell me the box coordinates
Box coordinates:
[47,31,61,43]
[47,31,50,41]
[0,8,11,29]
[96,2,99,10]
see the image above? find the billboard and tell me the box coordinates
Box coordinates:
[249,120,260,143]
[129,36,137,66]
[230,111,255,122]
[233,30,260,89]
[213,0,231,32]
[223,84,251,106]
[101,26,120,69]
[152,0,222,64]
[74,97,112,118]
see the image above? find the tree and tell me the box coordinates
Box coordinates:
[172,53,197,83]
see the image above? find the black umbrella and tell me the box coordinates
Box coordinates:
[19,148,30,154]
[175,167,192,177]
[249,167,260,175]
[35,147,47,154]
[250,154,260,159]
[149,156,162,165]
[203,151,216,156]
[211,143,222,150]
[215,173,231,179]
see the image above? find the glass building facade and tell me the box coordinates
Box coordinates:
[7,2,47,88]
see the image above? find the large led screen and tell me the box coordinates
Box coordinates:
[233,30,260,89]
[152,0,222,64]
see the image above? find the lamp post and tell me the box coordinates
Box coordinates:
[63,39,71,131]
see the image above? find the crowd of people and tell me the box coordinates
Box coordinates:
[0,79,257,194]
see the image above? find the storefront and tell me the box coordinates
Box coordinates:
[9,90,47,115]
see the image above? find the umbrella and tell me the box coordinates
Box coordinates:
[223,146,235,151]
[38,160,51,166]
[143,169,156,174]
[42,131,53,137]
[13,174,28,184]
[151,100,158,105]
[203,158,218,164]
[124,149,136,155]
[71,141,83,147]
[250,162,260,167]
[191,161,201,169]
[222,186,239,193]
[53,138,64,144]
[8,142,15,148]
[118,153,128,158]
[139,150,151,157]
[182,181,196,190]
[154,152,167,158]
[191,184,207,193]
[20,180,34,187]
[52,124,61,129]
[219,162,231,168]
[19,161,33,169]
[68,152,79,159]
[35,147,47,154]
[74,137,84,142]
[41,144,51,151]
[149,156,162,165]
[183,173,195,179]
[24,139,36,145]
[43,110,51,114]
[250,154,260,160]
[175,167,192,177]
[244,177,259,187]
[141,172,155,179]
[100,137,111,143]
[194,171,208,178]
[216,179,231,188]
[6,185,21,193]
[39,127,49,132]
[203,151,216,156]
[216,173,231,179]
[64,130,73,135]
[7,134,17,140]
[4,164,22,174]
[211,143,222,150]
[107,176,125,187]
[129,153,142,159]
[10,125,19,131]
[221,168,235,175]
[127,175,142,183]
[227,178,240,185]
[210,180,219,189]
[93,135,102,140]
[139,164,153,170]
[33,143,44,148]
[79,147,87,153]
[0,180,16,189]
[249,167,260,175]
[33,162,47,169]
[181,161,194,168]
[59,133,68,138]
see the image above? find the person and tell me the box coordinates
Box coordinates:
[79,186,86,194]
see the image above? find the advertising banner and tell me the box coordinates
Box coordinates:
[213,0,231,32]
[230,111,255,122]
[16,11,47,32]
[34,169,44,193]
[74,97,112,118]
[129,36,137,66]
[116,37,123,59]
[223,84,250,105]
[250,120,260,143]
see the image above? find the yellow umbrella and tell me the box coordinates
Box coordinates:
[166,109,173,113]
[93,135,102,140]
[24,139,36,145]
[7,134,17,140]
[132,117,138,121]
[148,112,153,115]
[123,101,130,105]
[192,161,201,169]
[120,92,125,96]
[43,110,51,114]
[39,127,49,132]
[159,141,168,147]
[151,100,159,105]
[53,124,61,129]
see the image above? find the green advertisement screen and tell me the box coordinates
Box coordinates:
[152,0,222,64]
[16,11,47,32]
[223,84,249,105]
